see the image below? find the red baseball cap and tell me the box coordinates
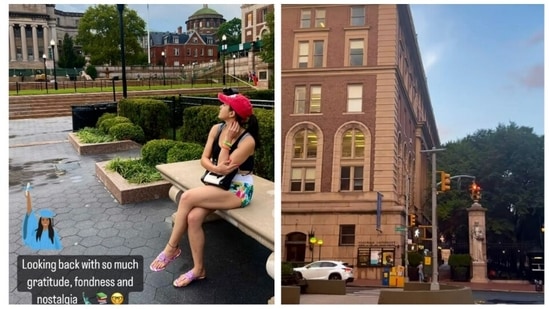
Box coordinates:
[218,93,253,120]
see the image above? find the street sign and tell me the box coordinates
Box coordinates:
[395,226,407,232]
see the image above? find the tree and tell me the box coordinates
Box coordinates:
[75,4,146,66]
[436,122,544,248]
[216,18,241,46]
[258,11,274,66]
[57,33,86,69]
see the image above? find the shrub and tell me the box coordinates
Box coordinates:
[118,98,170,141]
[108,123,145,143]
[85,65,98,80]
[407,251,424,267]
[179,105,220,145]
[106,157,162,184]
[98,116,131,134]
[166,142,204,163]
[75,127,115,143]
[96,112,117,128]
[141,139,180,166]
[448,254,472,267]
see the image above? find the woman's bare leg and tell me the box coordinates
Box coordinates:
[150,185,240,270]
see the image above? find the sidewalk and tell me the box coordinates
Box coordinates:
[8,116,273,304]
[349,278,540,293]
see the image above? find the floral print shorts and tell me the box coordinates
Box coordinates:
[229,174,254,207]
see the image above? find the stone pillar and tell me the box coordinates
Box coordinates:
[9,24,16,62]
[467,202,488,283]
[21,24,28,61]
[31,24,39,62]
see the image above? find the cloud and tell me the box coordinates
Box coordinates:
[525,30,543,47]
[515,64,544,89]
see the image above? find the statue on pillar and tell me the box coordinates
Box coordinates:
[471,223,484,262]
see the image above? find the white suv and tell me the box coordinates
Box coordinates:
[293,260,354,282]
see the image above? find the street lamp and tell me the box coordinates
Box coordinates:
[191,62,196,88]
[251,39,256,74]
[50,39,58,90]
[232,54,236,83]
[221,34,227,85]
[161,51,166,86]
[42,54,48,93]
[317,239,323,260]
[117,4,127,98]
[309,236,317,262]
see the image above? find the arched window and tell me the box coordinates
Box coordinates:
[332,122,371,192]
[284,123,323,193]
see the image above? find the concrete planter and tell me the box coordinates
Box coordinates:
[281,286,300,304]
[68,132,140,155]
[95,160,171,205]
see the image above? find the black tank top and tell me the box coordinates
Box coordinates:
[210,123,254,172]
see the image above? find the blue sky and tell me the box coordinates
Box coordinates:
[409,4,544,144]
[55,4,242,33]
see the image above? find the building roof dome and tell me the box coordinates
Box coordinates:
[190,4,221,17]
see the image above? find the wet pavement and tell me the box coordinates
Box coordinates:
[8,116,274,304]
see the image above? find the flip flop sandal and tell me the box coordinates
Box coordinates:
[173,270,206,288]
[149,248,182,272]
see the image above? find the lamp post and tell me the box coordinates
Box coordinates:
[309,237,317,262]
[251,40,256,74]
[117,4,127,98]
[161,51,166,86]
[50,40,58,90]
[191,62,196,88]
[317,239,323,260]
[420,147,446,291]
[42,54,48,93]
[221,34,227,86]
[232,54,236,83]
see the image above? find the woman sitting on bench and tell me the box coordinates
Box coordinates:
[149,89,260,288]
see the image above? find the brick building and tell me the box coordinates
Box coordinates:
[281,4,441,280]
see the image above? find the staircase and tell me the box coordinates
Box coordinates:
[9,88,248,120]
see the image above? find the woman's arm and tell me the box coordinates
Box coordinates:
[200,124,223,173]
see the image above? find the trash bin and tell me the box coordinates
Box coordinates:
[71,102,117,132]
[381,266,390,286]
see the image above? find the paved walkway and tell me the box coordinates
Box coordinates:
[9,116,273,304]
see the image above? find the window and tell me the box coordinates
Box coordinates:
[347,85,363,112]
[310,86,321,113]
[208,48,213,56]
[174,48,179,56]
[340,128,365,191]
[315,9,326,27]
[291,168,316,192]
[174,37,179,44]
[300,9,311,28]
[247,13,253,27]
[342,129,365,158]
[294,86,306,114]
[313,41,324,68]
[298,42,308,68]
[294,86,322,114]
[186,49,191,56]
[290,129,318,192]
[349,39,364,66]
[339,225,355,246]
[351,6,365,26]
[293,129,317,159]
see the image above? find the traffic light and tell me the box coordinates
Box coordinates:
[469,181,481,201]
[409,214,416,226]
[440,171,451,192]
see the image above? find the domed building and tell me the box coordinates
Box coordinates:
[185,4,225,35]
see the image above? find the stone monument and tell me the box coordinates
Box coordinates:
[467,181,489,283]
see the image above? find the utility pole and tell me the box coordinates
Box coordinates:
[420,147,445,291]
[405,174,410,282]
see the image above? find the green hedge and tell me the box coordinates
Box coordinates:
[118,98,169,141]
[178,105,274,181]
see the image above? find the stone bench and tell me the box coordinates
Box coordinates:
[156,159,274,279]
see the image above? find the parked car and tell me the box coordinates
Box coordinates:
[293,260,354,282]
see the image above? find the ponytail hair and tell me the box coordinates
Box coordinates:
[235,113,260,150]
